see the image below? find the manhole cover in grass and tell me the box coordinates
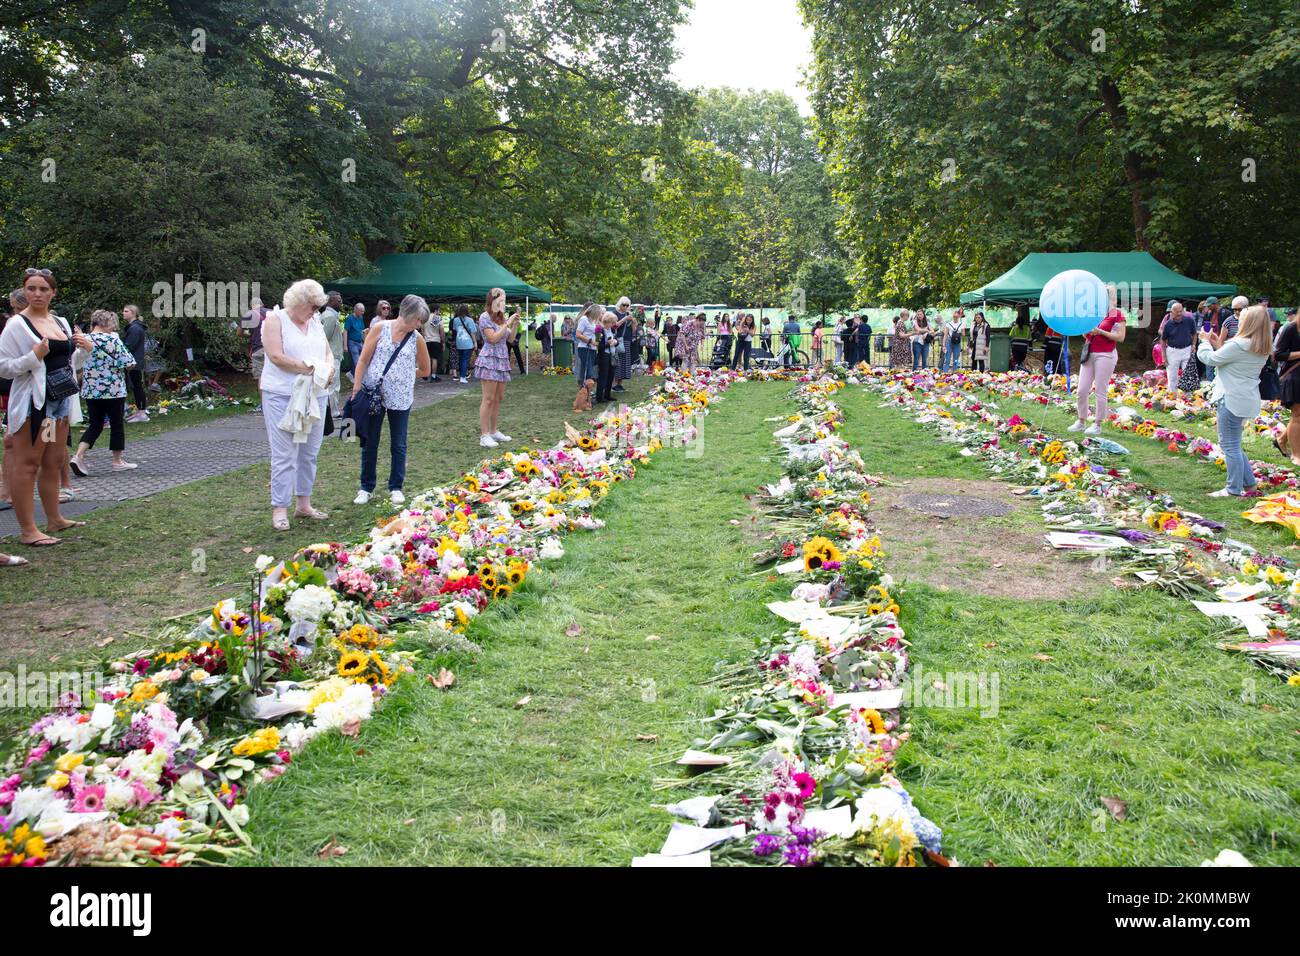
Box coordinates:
[897,493,1012,519]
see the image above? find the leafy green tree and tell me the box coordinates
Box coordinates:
[0,52,333,362]
[794,258,853,320]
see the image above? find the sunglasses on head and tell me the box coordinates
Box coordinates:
[24,268,53,278]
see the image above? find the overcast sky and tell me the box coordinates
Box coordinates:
[671,0,814,113]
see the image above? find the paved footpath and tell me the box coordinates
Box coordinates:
[0,378,470,538]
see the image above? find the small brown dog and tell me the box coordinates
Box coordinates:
[573,378,596,412]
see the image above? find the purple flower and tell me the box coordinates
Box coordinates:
[753,834,781,857]
[782,842,816,867]
[1117,529,1152,543]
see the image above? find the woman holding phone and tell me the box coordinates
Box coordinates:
[477,287,518,448]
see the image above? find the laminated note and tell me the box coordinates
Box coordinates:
[775,558,806,575]
[1216,581,1271,603]
[1046,531,1130,550]
[802,805,856,839]
[1192,600,1274,638]
[659,822,746,857]
[767,600,830,623]
[800,615,857,645]
[631,851,711,867]
[838,688,904,711]
[665,795,720,827]
[677,749,733,767]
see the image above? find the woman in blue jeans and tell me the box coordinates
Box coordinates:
[450,304,476,383]
[350,295,431,506]
[1196,305,1271,498]
[910,312,933,370]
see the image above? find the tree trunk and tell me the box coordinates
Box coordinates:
[1098,76,1154,251]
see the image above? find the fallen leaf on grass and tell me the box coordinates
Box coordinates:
[981,642,997,649]
[564,622,582,637]
[403,819,415,826]
[1031,653,1053,662]
[241,547,253,554]
[1100,796,1127,821]
[428,668,456,690]
[1082,697,1100,704]
[48,655,60,663]
[635,734,659,743]
[514,695,531,709]
[317,839,348,859]
[1260,703,1278,712]
[339,718,361,738]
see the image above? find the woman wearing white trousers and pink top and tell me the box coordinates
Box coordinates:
[259,279,335,531]
[1069,301,1126,435]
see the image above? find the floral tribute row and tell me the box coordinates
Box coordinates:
[637,374,949,867]
[0,370,739,867]
[958,370,1299,491]
[859,367,1300,683]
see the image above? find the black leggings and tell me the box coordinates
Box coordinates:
[509,338,525,373]
[81,397,126,452]
[731,338,752,370]
[127,368,147,409]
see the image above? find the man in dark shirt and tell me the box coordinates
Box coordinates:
[856,315,873,366]
[1160,300,1197,389]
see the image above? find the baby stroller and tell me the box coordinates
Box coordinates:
[708,336,733,369]
[751,346,779,369]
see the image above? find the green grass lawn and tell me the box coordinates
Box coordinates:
[241,380,795,865]
[837,384,1300,865]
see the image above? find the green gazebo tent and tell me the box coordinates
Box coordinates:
[326,252,551,303]
[960,252,1235,305]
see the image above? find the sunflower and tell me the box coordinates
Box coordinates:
[337,650,368,679]
[802,535,844,572]
[578,435,599,451]
[462,475,481,493]
[511,500,534,515]
[861,708,887,735]
[507,561,527,585]
[493,583,513,600]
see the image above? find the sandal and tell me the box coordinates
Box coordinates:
[1,554,30,566]
[294,507,329,520]
[47,520,86,532]
[272,514,290,532]
[20,536,61,547]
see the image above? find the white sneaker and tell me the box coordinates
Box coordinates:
[459,377,469,384]
[390,490,405,505]
[1067,420,1085,432]
[491,431,511,443]
[479,435,499,448]
[1207,488,1237,498]
[353,490,372,505]
[1085,423,1102,436]
[111,461,138,471]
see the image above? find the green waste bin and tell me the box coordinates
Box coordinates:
[989,330,1010,372]
[552,337,573,369]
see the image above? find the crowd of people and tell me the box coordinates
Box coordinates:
[4,270,1296,560]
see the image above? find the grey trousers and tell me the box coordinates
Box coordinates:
[261,390,327,508]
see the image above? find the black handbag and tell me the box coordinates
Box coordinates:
[24,316,78,401]
[340,328,412,446]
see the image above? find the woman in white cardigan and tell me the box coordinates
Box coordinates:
[0,269,92,546]
[260,279,335,531]
[1196,305,1272,498]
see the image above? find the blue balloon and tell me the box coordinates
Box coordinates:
[1039,269,1110,336]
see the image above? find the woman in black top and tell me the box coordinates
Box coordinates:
[1273,308,1300,463]
[0,269,91,547]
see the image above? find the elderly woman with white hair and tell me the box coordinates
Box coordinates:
[349,294,431,505]
[260,279,335,531]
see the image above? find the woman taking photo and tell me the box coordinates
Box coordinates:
[71,310,137,476]
[260,279,335,531]
[732,313,755,370]
[1270,306,1300,466]
[910,311,933,370]
[0,268,91,547]
[1068,294,1126,435]
[1198,305,1272,496]
[351,295,430,505]
[476,288,519,448]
